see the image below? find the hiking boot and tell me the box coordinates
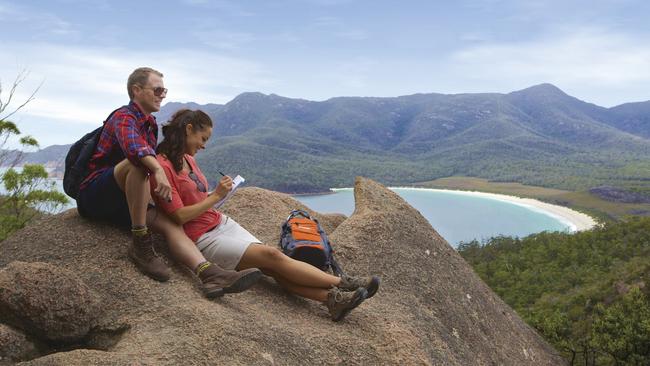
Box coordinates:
[326,287,367,322]
[198,263,262,298]
[338,274,380,299]
[128,231,171,282]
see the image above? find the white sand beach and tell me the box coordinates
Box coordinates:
[386,187,598,232]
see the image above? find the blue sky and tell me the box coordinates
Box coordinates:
[1,0,649,148]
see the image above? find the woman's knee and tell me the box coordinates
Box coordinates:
[253,245,286,265]
[267,246,287,261]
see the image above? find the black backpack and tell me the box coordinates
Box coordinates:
[63,107,122,199]
[279,209,344,276]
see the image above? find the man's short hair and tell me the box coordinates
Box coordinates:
[127,67,163,99]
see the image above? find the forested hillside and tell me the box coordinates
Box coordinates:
[608,101,650,139]
[458,217,650,365]
[186,84,649,194]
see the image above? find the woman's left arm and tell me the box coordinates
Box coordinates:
[166,175,233,225]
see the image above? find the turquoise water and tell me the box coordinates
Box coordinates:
[294,188,571,247]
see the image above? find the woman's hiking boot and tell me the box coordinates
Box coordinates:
[128,231,171,282]
[338,275,380,299]
[326,287,367,322]
[196,262,263,299]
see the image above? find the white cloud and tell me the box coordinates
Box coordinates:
[312,16,340,27]
[334,29,369,41]
[446,27,650,105]
[317,57,377,92]
[0,2,78,39]
[301,0,354,5]
[310,16,369,42]
[192,29,256,50]
[0,42,275,146]
[179,0,255,16]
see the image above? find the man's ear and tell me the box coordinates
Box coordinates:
[131,84,141,98]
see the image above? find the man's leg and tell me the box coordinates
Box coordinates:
[114,159,170,281]
[146,208,205,269]
[114,159,150,227]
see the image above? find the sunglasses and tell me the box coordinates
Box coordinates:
[141,86,168,97]
[188,170,207,193]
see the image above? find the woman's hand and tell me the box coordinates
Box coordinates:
[213,175,233,199]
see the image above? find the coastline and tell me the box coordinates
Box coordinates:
[331,187,598,232]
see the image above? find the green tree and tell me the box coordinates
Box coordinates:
[458,218,650,365]
[591,288,650,365]
[0,70,68,241]
[0,164,68,240]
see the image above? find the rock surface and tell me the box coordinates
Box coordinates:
[0,324,41,365]
[0,177,566,365]
[0,261,101,343]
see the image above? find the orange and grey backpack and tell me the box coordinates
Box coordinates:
[280,209,343,276]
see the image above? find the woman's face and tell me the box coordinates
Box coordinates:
[185,124,213,156]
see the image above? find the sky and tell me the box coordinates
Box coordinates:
[1,0,649,148]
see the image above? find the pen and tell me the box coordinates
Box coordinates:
[218,171,226,177]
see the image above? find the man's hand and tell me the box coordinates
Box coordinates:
[153,169,173,202]
[214,175,233,199]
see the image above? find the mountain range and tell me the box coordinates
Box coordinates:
[11,84,650,193]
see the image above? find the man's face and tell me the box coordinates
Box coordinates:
[132,73,166,115]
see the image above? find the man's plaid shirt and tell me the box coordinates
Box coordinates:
[80,101,158,190]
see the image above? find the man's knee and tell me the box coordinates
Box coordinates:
[114,159,148,190]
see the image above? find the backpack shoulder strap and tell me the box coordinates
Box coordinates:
[330,255,344,277]
[103,105,129,125]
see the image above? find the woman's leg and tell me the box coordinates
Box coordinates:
[248,248,367,321]
[262,268,329,302]
[146,208,205,270]
[236,244,341,289]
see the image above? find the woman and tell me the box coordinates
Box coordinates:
[152,109,379,321]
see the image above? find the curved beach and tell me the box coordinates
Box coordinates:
[332,187,598,232]
[390,187,598,232]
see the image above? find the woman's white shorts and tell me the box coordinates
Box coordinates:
[196,216,261,270]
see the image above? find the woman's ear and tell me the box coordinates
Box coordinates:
[185,123,193,135]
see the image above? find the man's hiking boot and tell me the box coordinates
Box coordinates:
[198,263,262,298]
[128,231,171,282]
[338,274,380,299]
[326,287,367,322]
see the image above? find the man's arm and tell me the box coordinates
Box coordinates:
[109,112,171,202]
[141,155,172,202]
[113,112,157,171]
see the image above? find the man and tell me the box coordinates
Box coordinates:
[76,67,261,297]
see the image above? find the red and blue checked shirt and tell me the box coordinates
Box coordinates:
[79,101,158,190]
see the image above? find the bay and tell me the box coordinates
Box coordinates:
[294,188,572,247]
